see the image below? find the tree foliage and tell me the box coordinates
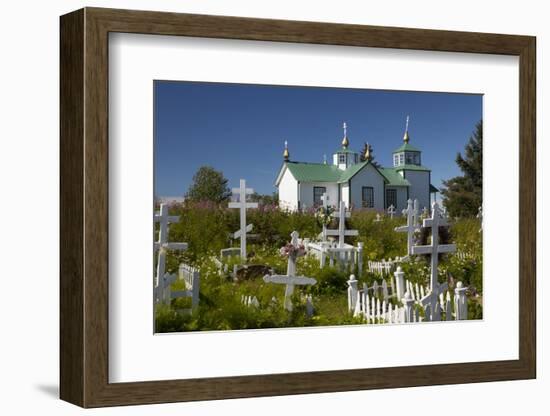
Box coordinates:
[250,192,279,206]
[359,142,381,168]
[186,166,231,203]
[441,121,482,218]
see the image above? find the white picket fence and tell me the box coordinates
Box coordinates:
[308,242,364,275]
[241,295,260,308]
[367,257,403,276]
[348,271,468,324]
[156,263,200,309]
[455,250,478,261]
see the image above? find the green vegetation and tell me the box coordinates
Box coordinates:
[185,166,231,203]
[441,121,483,218]
[156,204,483,332]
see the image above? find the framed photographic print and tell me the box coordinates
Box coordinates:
[60,7,536,408]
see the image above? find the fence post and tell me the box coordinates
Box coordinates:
[402,291,415,323]
[454,281,468,320]
[357,242,364,277]
[395,266,405,301]
[347,274,359,312]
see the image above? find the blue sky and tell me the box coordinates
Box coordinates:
[154,81,482,196]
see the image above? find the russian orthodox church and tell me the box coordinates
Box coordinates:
[275,118,438,212]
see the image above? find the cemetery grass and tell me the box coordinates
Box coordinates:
[156,203,483,332]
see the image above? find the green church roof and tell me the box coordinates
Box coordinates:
[393,142,421,153]
[284,162,343,182]
[282,161,411,187]
[430,184,439,193]
[379,168,411,186]
[394,164,431,172]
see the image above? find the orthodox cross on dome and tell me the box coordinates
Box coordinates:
[228,179,258,261]
[263,231,317,311]
[154,204,188,303]
[326,201,358,247]
[342,121,349,148]
[283,140,290,161]
[364,142,373,161]
[403,115,410,143]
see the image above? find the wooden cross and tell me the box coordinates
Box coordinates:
[411,202,456,292]
[154,204,188,302]
[394,199,417,256]
[263,231,316,311]
[228,179,258,260]
[233,223,253,239]
[387,204,396,219]
[326,201,358,247]
[419,281,448,321]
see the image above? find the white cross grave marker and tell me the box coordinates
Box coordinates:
[375,213,382,222]
[395,199,417,256]
[412,202,456,320]
[228,179,258,260]
[387,204,396,219]
[154,204,188,303]
[326,201,358,247]
[263,231,317,311]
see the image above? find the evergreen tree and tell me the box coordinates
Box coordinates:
[186,166,231,203]
[441,121,482,218]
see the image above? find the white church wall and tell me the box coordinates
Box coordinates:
[299,182,339,209]
[402,170,430,211]
[278,168,299,211]
[348,164,385,211]
[341,183,350,208]
[386,186,408,212]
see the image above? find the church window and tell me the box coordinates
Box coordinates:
[362,186,374,208]
[339,154,346,164]
[399,153,404,165]
[406,153,414,164]
[313,187,327,207]
[386,189,397,208]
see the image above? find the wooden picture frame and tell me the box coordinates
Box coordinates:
[60,7,536,408]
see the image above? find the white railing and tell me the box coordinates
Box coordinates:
[366,257,403,276]
[307,242,364,275]
[156,263,200,309]
[347,270,468,324]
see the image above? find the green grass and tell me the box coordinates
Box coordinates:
[155,204,483,332]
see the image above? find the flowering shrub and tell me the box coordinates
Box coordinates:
[279,242,306,259]
[314,205,335,227]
